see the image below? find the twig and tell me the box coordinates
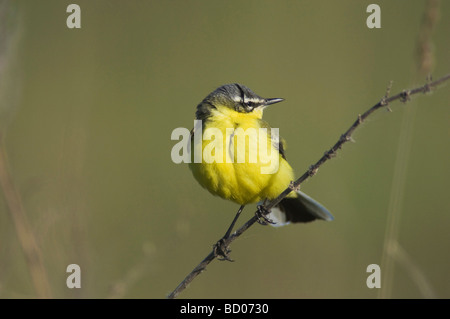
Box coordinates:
[416,0,440,76]
[387,240,437,298]
[167,74,450,299]
[0,0,52,299]
[379,0,441,298]
[0,137,52,298]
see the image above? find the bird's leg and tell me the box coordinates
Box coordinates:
[214,205,245,261]
[256,201,275,225]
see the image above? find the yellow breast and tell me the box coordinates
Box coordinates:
[189,106,295,205]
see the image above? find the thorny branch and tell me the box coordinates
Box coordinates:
[167,74,450,299]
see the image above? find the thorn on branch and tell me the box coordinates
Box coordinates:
[424,74,433,94]
[357,114,363,124]
[381,80,393,112]
[400,90,411,103]
[308,165,318,177]
[324,149,336,159]
[339,134,351,145]
[289,180,299,192]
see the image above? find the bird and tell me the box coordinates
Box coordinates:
[188,84,333,257]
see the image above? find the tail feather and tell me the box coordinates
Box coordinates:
[267,190,334,226]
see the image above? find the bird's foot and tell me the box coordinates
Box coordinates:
[256,205,276,225]
[213,238,234,262]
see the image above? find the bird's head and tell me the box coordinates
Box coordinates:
[196,83,284,120]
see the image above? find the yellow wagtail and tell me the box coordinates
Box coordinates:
[189,84,333,256]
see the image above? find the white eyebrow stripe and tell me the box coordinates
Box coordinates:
[246,97,265,103]
[232,96,265,104]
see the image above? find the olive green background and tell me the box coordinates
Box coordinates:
[0,0,449,298]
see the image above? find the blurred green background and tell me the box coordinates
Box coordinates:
[0,0,449,298]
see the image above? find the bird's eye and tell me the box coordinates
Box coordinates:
[243,101,254,111]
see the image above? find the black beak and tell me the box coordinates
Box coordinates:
[264,98,284,106]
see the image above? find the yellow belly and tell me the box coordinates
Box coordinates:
[189,112,295,205]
